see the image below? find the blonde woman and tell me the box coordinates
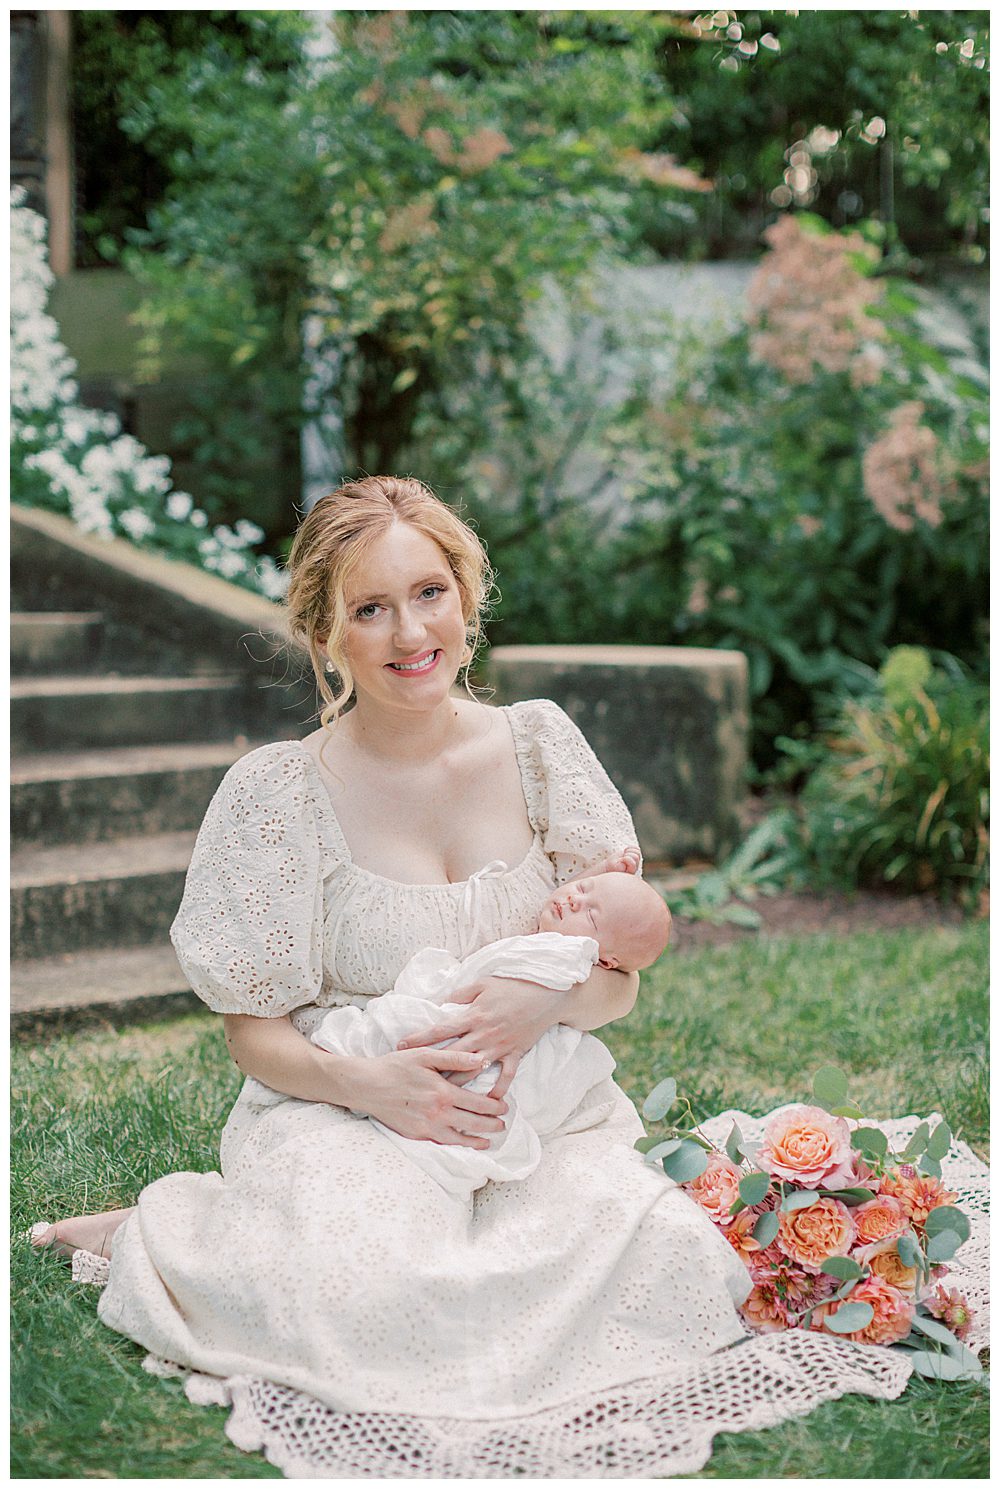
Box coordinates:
[36,477,883,1479]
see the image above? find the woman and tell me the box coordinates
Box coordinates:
[34,477,915,1477]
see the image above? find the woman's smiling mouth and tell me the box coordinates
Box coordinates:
[385,649,441,674]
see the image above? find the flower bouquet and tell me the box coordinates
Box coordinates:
[638,1065,982,1381]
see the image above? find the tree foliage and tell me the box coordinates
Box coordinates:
[649,10,989,262]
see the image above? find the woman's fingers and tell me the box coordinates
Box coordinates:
[397,1021,471,1051]
[452,1086,508,1118]
[419,1048,486,1072]
[487,1053,521,1102]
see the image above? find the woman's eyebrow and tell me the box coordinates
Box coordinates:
[348,574,450,606]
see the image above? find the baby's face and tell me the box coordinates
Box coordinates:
[538,872,663,971]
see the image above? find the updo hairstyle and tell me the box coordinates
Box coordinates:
[285,475,494,727]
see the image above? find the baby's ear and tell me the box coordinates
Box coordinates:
[597,953,620,971]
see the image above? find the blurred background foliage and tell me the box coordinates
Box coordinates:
[20,8,988,895]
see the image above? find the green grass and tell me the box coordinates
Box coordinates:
[11,924,988,1478]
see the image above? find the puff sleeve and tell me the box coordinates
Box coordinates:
[170,743,332,1016]
[511,698,642,886]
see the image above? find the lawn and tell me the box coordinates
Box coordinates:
[11,922,988,1479]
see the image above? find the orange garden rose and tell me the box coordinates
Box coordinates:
[859,1239,919,1294]
[777,1197,857,1273]
[813,1274,915,1346]
[852,1195,909,1247]
[879,1167,958,1230]
[686,1154,743,1227]
[759,1105,855,1189]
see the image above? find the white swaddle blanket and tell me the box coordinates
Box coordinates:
[311,931,617,1201]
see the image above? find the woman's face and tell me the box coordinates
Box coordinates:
[337,522,468,713]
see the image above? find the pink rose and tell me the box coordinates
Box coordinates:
[759,1105,855,1190]
[686,1153,743,1227]
[813,1273,915,1346]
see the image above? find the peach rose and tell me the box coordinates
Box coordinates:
[686,1153,744,1227]
[859,1239,919,1294]
[776,1196,857,1273]
[759,1105,855,1189]
[724,1205,778,1268]
[853,1195,909,1247]
[879,1167,958,1230]
[814,1273,915,1346]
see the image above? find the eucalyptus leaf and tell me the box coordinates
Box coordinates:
[633,1134,662,1154]
[852,1127,888,1160]
[906,1349,980,1382]
[781,1189,821,1211]
[896,1233,921,1268]
[819,1187,877,1205]
[910,1313,966,1350]
[738,1171,771,1206]
[900,1121,930,1161]
[642,1077,678,1122]
[924,1206,971,1244]
[830,1104,866,1120]
[661,1140,708,1184]
[642,1138,684,1166]
[918,1153,942,1179]
[724,1121,744,1164]
[925,1228,961,1263]
[832,1277,860,1302]
[925,1121,952,1161]
[812,1065,849,1110]
[752,1211,779,1247]
[823,1301,874,1334]
[820,1256,865,1280]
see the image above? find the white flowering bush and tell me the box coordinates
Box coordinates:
[10,188,288,601]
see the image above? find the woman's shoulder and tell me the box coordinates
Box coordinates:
[498,696,574,736]
[212,739,318,818]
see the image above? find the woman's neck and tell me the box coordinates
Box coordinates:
[342,695,470,767]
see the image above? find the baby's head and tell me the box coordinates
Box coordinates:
[537,872,672,972]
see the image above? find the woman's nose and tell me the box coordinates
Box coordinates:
[393,603,426,648]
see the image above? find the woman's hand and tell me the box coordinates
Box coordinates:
[351,1047,509,1148]
[396,975,571,1102]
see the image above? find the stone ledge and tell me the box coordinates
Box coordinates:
[487,643,749,864]
[11,505,309,681]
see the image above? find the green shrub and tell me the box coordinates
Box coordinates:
[788,647,988,907]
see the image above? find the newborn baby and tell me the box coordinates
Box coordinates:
[311,861,671,1201]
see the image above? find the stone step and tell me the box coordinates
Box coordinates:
[10,674,256,752]
[10,944,201,1031]
[10,831,195,960]
[10,611,105,674]
[11,739,262,846]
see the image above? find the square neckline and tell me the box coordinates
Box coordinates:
[294,704,545,891]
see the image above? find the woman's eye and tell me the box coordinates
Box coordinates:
[355,603,380,620]
[421,585,445,599]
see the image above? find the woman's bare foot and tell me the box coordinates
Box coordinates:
[30,1208,135,1261]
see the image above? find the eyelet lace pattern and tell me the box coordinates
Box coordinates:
[93,701,988,1477]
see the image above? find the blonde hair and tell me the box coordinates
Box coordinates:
[285,476,494,728]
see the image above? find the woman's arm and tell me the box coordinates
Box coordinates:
[559,961,640,1031]
[397,959,640,1100]
[222,1012,508,1147]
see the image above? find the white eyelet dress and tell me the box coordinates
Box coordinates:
[95,699,930,1478]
